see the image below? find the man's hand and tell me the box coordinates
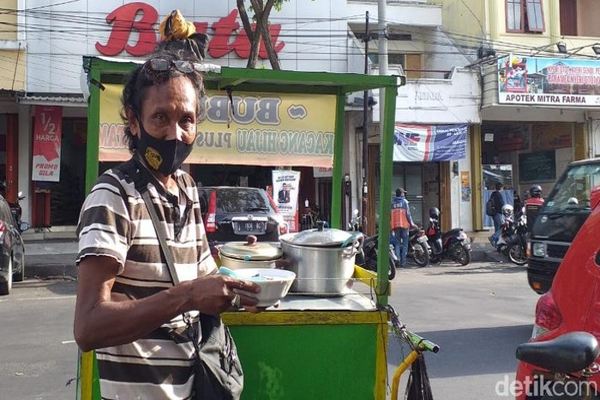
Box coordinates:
[188,275,261,315]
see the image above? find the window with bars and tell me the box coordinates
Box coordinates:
[506,0,545,33]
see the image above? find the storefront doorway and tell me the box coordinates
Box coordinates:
[45,118,87,226]
[480,121,576,226]
[372,161,441,228]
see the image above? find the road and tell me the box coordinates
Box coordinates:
[0,278,77,400]
[387,260,539,400]
[0,260,538,399]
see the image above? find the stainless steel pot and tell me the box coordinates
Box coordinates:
[279,224,363,295]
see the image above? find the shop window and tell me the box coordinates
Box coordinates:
[506,0,545,33]
[368,53,422,79]
[560,0,600,37]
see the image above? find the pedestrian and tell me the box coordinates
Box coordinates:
[390,188,415,267]
[513,190,522,215]
[73,11,260,400]
[489,182,506,246]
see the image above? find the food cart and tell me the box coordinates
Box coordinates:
[78,56,403,399]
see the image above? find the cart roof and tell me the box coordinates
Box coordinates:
[84,56,403,94]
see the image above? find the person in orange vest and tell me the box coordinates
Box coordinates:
[391,188,416,267]
[524,184,544,231]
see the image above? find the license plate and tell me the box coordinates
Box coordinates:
[233,221,267,235]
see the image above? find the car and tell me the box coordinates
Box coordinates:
[528,158,600,294]
[515,187,600,399]
[197,186,288,246]
[0,194,26,295]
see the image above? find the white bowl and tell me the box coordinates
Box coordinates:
[234,268,296,307]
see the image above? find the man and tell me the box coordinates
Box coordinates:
[278,182,291,204]
[73,44,260,398]
[489,182,506,246]
[390,188,415,267]
[524,184,544,232]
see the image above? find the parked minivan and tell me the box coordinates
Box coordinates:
[515,184,600,399]
[528,158,600,294]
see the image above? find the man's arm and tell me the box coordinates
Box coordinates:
[73,255,259,352]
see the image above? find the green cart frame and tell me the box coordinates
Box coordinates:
[78,56,402,399]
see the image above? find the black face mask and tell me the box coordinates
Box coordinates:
[136,123,193,176]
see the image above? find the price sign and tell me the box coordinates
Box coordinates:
[32,106,62,182]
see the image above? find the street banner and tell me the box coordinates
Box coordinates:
[32,106,63,182]
[393,124,467,162]
[498,55,600,106]
[99,84,336,167]
[272,170,301,232]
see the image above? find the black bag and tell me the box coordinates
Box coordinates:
[191,314,243,400]
[127,159,244,400]
[485,196,496,217]
[405,356,434,400]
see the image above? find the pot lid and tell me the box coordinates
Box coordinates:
[220,235,282,261]
[280,223,357,247]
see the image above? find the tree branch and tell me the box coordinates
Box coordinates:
[237,0,260,68]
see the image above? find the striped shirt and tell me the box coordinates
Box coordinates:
[76,158,217,400]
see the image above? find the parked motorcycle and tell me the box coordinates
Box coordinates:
[425,207,472,266]
[506,212,527,265]
[406,226,430,267]
[10,192,29,233]
[494,204,527,265]
[516,331,600,400]
[348,210,397,280]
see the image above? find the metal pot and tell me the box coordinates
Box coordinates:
[279,223,363,295]
[219,236,282,270]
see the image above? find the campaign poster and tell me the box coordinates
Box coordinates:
[272,170,301,232]
[32,106,62,182]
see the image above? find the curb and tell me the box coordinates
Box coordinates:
[25,254,78,279]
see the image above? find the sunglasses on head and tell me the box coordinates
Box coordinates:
[144,58,202,74]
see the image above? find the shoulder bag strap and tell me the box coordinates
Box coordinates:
[141,189,180,285]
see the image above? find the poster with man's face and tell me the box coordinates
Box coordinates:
[272,170,301,232]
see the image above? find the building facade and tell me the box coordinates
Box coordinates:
[440,0,600,230]
[13,0,461,232]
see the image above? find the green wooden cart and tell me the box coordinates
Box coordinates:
[77,56,403,400]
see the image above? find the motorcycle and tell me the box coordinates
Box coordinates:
[495,211,527,265]
[506,212,527,265]
[425,215,472,266]
[516,331,600,400]
[406,226,430,267]
[348,210,397,280]
[9,191,29,233]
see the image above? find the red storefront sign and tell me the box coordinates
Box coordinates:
[96,2,285,59]
[32,106,62,182]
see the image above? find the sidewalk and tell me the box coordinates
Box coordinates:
[21,229,508,279]
[23,228,78,279]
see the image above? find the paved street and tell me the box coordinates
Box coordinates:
[0,258,538,400]
[388,261,539,400]
[0,278,78,400]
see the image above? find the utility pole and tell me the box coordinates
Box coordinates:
[377,0,388,233]
[362,11,370,232]
[378,0,388,122]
